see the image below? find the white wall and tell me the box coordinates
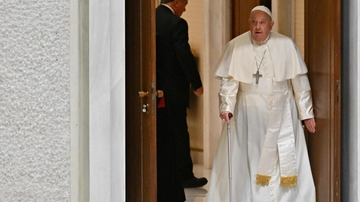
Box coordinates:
[0,1,71,201]
[0,0,126,201]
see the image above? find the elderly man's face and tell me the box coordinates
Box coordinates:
[249,10,274,43]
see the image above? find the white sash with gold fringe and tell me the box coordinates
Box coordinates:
[253,79,298,187]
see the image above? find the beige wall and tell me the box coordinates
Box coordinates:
[182,0,205,164]
[273,0,305,56]
[294,0,305,57]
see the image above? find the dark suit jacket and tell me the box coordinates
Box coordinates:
[156,5,202,108]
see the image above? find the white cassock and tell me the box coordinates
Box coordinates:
[207,31,316,202]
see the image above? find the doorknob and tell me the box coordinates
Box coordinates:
[139,84,164,114]
[138,91,149,98]
[138,90,163,98]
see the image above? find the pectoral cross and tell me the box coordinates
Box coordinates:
[253,70,262,84]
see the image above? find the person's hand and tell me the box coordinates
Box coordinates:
[220,111,233,125]
[193,86,204,96]
[304,118,316,133]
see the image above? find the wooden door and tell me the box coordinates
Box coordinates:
[125,0,157,201]
[305,0,341,201]
[232,0,341,201]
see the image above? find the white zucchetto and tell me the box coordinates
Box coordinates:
[251,5,272,18]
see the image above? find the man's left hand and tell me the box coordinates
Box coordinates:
[193,86,204,96]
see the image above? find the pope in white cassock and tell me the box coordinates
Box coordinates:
[207,5,317,202]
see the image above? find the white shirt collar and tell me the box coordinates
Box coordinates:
[161,3,174,14]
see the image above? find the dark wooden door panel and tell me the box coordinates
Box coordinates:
[305,0,341,201]
[125,0,157,201]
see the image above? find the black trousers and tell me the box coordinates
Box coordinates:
[170,104,194,181]
[156,98,194,202]
[157,107,185,202]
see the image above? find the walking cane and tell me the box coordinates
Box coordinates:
[227,113,233,202]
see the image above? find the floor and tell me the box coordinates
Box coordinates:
[184,164,212,202]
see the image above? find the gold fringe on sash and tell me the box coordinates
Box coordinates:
[280,175,297,187]
[256,174,271,186]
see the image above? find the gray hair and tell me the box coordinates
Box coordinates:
[161,0,186,3]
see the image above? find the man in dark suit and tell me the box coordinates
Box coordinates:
[156,0,207,201]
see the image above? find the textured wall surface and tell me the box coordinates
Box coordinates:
[0,1,70,201]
